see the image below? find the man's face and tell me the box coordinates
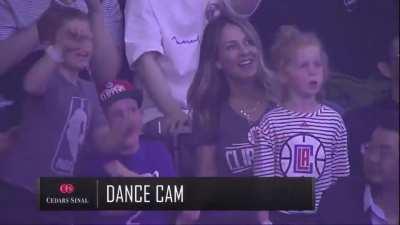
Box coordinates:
[106,98,142,149]
[363,127,399,186]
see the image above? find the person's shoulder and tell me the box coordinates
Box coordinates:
[320,105,346,124]
[263,105,287,118]
[320,104,343,117]
[258,106,287,127]
[318,176,367,224]
[332,176,365,190]
[320,176,365,208]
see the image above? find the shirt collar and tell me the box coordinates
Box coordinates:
[364,185,387,222]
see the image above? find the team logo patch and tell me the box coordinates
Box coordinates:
[294,145,313,174]
[51,97,89,175]
[248,126,260,145]
[280,134,326,178]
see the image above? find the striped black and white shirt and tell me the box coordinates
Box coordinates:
[248,104,350,210]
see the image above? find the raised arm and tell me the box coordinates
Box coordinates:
[85,0,122,84]
[125,0,187,129]
[136,52,186,122]
[0,1,39,75]
[23,46,61,96]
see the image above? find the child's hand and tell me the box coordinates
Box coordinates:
[164,109,191,136]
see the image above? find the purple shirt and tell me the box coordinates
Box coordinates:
[75,137,177,224]
[0,73,104,193]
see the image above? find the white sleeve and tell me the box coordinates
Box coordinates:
[101,0,123,46]
[223,0,262,18]
[0,0,17,40]
[124,0,163,69]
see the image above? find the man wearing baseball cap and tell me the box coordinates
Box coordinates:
[75,79,179,224]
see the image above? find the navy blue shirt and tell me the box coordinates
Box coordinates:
[193,102,273,224]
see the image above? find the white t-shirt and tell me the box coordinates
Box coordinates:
[125,0,259,123]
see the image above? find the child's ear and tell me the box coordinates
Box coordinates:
[377,62,392,79]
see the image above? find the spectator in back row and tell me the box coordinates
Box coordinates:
[319,110,399,225]
[345,37,399,177]
[251,0,398,77]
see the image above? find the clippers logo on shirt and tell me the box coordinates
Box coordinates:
[294,145,313,174]
[51,97,89,175]
[280,134,326,178]
[225,143,254,175]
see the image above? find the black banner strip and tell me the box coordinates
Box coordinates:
[40,177,314,211]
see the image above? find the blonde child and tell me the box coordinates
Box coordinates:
[249,26,350,224]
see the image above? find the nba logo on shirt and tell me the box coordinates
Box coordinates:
[294,145,313,174]
[51,97,89,175]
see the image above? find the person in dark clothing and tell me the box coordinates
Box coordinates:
[318,109,399,225]
[251,0,398,77]
[344,37,399,177]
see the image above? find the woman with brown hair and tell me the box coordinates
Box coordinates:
[187,15,275,224]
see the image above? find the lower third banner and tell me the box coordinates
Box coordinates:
[40,177,314,211]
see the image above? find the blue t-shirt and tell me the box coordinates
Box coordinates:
[75,137,177,225]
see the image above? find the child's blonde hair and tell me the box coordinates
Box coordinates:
[269,25,329,102]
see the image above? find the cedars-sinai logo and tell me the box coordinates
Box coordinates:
[59,183,75,194]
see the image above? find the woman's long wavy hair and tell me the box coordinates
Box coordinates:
[187,15,276,132]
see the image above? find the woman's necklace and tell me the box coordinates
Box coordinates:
[231,99,264,123]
